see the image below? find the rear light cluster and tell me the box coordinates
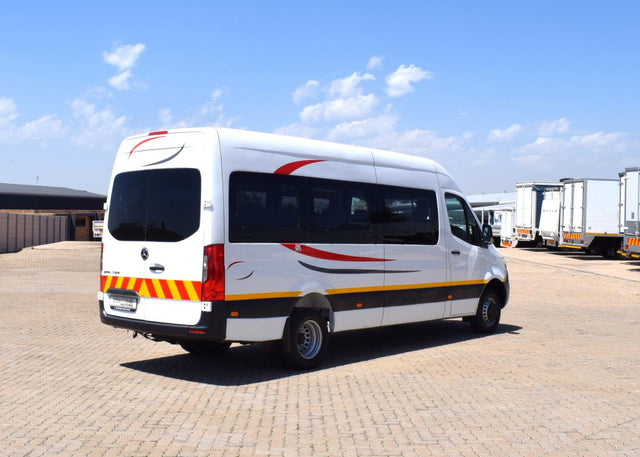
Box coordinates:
[202,244,225,301]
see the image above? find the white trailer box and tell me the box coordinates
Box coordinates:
[514,182,560,245]
[619,167,640,256]
[559,178,621,256]
[498,206,516,247]
[538,187,563,247]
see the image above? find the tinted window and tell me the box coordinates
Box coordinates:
[308,180,372,243]
[230,173,302,242]
[373,187,439,244]
[228,171,438,245]
[108,168,201,242]
[445,193,481,246]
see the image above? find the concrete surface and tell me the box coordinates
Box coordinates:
[0,244,638,456]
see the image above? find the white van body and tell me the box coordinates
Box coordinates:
[514,182,560,245]
[538,188,563,247]
[99,128,509,367]
[559,178,621,256]
[619,168,640,256]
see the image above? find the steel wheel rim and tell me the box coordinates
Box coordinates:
[481,297,498,326]
[297,320,322,360]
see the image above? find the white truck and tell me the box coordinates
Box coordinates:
[514,182,560,246]
[559,178,621,257]
[498,206,516,247]
[538,186,563,248]
[618,167,640,257]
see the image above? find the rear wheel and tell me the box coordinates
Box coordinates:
[179,340,231,356]
[469,290,501,333]
[282,310,329,370]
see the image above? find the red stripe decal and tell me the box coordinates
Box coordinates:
[145,278,158,298]
[129,136,165,157]
[227,261,244,269]
[160,280,172,299]
[175,281,189,300]
[274,160,324,175]
[281,243,392,262]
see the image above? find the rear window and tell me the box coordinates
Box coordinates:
[108,168,201,242]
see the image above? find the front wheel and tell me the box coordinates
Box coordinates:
[282,310,329,370]
[469,290,501,333]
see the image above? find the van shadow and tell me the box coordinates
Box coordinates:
[121,321,522,386]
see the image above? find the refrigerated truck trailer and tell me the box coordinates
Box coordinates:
[559,178,622,257]
[499,206,516,247]
[619,167,640,257]
[538,186,563,248]
[514,182,560,246]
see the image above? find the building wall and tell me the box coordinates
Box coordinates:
[0,212,69,254]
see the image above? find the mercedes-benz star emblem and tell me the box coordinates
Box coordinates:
[141,247,149,260]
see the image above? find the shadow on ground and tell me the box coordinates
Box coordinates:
[121,320,522,386]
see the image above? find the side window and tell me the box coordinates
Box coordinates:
[229,172,301,242]
[445,193,481,246]
[308,179,372,243]
[373,187,439,245]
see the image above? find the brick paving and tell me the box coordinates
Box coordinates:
[0,242,638,456]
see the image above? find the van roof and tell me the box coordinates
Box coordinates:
[127,127,453,179]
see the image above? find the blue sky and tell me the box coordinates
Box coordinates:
[1,1,638,195]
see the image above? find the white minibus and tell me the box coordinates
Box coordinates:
[99,128,509,369]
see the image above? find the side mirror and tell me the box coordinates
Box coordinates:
[482,223,493,246]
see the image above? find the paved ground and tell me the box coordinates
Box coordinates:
[0,242,638,456]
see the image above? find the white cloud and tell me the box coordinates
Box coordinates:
[103,43,146,91]
[512,131,628,166]
[367,56,383,71]
[293,80,320,105]
[328,72,375,99]
[273,123,317,138]
[328,114,398,141]
[157,108,173,126]
[487,124,523,143]
[385,64,433,97]
[107,69,133,91]
[16,115,64,142]
[102,43,146,71]
[70,98,128,148]
[155,89,234,129]
[539,118,570,136]
[0,97,18,137]
[300,94,379,123]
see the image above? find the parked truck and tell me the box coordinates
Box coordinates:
[559,178,621,257]
[538,186,563,248]
[514,182,560,246]
[498,206,516,247]
[618,167,640,257]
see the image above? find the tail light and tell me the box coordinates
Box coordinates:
[202,244,225,301]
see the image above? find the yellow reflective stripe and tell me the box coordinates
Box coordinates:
[167,280,181,300]
[184,281,200,301]
[152,279,165,299]
[225,291,302,301]
[114,276,124,288]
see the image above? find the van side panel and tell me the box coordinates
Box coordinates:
[219,130,384,339]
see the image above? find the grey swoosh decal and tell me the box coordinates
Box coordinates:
[236,271,254,280]
[298,261,418,275]
[144,144,185,167]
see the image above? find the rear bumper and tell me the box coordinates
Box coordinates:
[99,300,227,342]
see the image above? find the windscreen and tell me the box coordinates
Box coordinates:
[108,168,201,242]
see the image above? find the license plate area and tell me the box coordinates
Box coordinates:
[109,294,139,312]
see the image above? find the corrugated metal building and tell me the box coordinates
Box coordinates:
[0,183,106,253]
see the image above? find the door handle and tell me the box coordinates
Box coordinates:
[149,264,165,273]
[451,250,461,256]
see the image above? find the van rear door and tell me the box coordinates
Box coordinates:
[102,132,208,326]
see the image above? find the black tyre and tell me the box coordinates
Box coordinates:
[179,340,231,356]
[282,310,329,370]
[469,290,501,333]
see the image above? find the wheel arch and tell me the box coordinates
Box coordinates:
[482,278,508,309]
